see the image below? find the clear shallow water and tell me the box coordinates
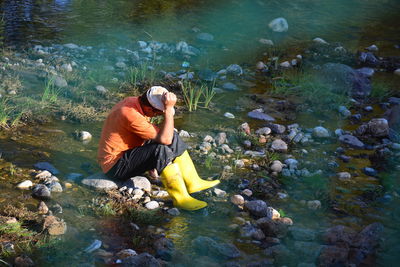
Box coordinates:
[1,0,400,266]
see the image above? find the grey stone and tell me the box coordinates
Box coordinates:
[222,82,239,91]
[215,132,227,145]
[337,172,351,180]
[338,106,351,117]
[363,167,378,176]
[244,200,269,218]
[213,188,227,197]
[64,43,79,49]
[48,182,63,192]
[313,37,328,44]
[95,85,107,94]
[271,139,288,152]
[32,184,51,200]
[197,32,214,42]
[53,76,68,88]
[224,112,235,119]
[154,237,174,261]
[248,110,275,121]
[145,201,159,210]
[255,127,271,135]
[367,118,389,137]
[339,134,365,149]
[82,173,118,190]
[267,123,286,134]
[313,126,330,138]
[234,159,245,168]
[226,64,243,76]
[34,162,59,175]
[167,208,180,216]
[240,223,265,240]
[124,176,151,192]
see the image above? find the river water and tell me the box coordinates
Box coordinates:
[1,0,400,266]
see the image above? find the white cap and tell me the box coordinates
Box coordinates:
[146,86,175,115]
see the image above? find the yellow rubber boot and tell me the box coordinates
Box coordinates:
[173,151,220,193]
[161,163,207,211]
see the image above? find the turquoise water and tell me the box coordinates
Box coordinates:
[1,0,400,266]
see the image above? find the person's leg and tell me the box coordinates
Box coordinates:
[108,132,188,180]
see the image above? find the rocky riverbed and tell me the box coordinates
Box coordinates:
[1,13,400,266]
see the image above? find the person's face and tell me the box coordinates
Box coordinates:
[142,104,164,117]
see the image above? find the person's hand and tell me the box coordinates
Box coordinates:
[162,92,177,110]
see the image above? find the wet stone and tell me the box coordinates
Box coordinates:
[116,249,137,259]
[255,127,271,135]
[289,227,317,241]
[214,188,227,198]
[124,176,151,192]
[339,135,365,149]
[145,201,159,210]
[34,162,60,175]
[267,123,286,134]
[244,200,269,218]
[363,167,378,177]
[14,255,35,267]
[337,172,351,180]
[82,173,118,191]
[16,180,33,190]
[192,236,241,259]
[42,215,67,235]
[307,200,321,210]
[271,139,288,152]
[167,208,180,216]
[248,109,275,121]
[222,82,239,91]
[32,184,51,200]
[230,195,245,206]
[268,17,288,32]
[48,181,63,192]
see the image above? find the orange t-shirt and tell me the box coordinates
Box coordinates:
[97,97,159,173]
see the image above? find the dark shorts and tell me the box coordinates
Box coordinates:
[106,131,187,180]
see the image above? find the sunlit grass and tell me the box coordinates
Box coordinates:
[271,68,350,111]
[180,80,217,112]
[41,78,60,104]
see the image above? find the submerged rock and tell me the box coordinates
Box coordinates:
[222,82,239,91]
[226,64,243,76]
[319,63,371,98]
[313,126,330,138]
[192,236,241,259]
[244,200,269,218]
[42,215,67,235]
[268,17,288,32]
[34,162,60,175]
[197,32,214,42]
[271,139,288,152]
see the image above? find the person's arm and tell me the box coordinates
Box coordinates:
[153,92,176,145]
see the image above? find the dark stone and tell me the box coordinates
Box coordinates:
[359,52,380,67]
[385,105,400,141]
[192,236,241,259]
[339,155,351,163]
[32,184,51,200]
[256,217,289,238]
[362,167,378,177]
[318,246,349,266]
[319,63,372,98]
[244,200,269,218]
[352,223,384,251]
[323,225,357,245]
[121,253,160,267]
[33,162,59,175]
[266,123,286,134]
[339,134,365,149]
[198,69,218,82]
[154,237,174,261]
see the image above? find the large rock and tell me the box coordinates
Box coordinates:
[121,253,160,267]
[319,246,349,266]
[355,118,389,137]
[323,225,357,245]
[81,173,118,190]
[256,217,291,238]
[319,63,371,98]
[154,237,174,261]
[385,105,400,140]
[339,135,364,149]
[192,236,241,259]
[244,200,269,218]
[123,176,151,192]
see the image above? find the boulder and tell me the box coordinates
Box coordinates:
[319,63,371,98]
[256,217,290,238]
[318,246,349,266]
[323,225,357,245]
[313,126,330,138]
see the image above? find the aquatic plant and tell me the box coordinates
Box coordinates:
[125,208,163,225]
[179,80,202,112]
[204,154,214,170]
[370,79,395,102]
[272,68,350,111]
[202,79,217,108]
[41,78,60,104]
[0,98,12,127]
[95,202,117,217]
[127,62,157,88]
